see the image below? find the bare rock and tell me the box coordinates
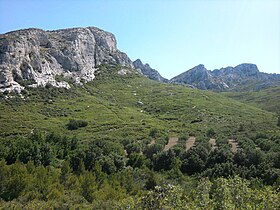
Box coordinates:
[0,27,133,92]
[170,63,280,91]
[133,59,168,82]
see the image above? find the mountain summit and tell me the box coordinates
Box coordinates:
[171,63,280,91]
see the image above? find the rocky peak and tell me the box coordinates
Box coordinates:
[133,59,168,82]
[170,64,210,83]
[213,63,259,77]
[133,59,145,70]
[192,64,206,70]
[0,27,133,93]
[170,64,226,90]
[188,64,210,77]
[171,63,280,91]
[234,63,259,76]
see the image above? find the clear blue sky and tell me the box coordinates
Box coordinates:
[0,0,279,78]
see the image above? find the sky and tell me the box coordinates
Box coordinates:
[0,0,279,79]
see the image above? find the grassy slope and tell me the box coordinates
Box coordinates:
[0,65,279,145]
[223,86,280,114]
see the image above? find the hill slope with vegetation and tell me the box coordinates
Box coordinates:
[0,64,279,209]
[223,86,280,114]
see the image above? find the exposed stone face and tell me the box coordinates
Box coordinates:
[0,27,133,92]
[133,59,168,82]
[1,26,279,93]
[170,63,280,91]
[170,64,228,90]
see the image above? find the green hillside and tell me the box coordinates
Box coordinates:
[1,64,278,140]
[223,86,280,114]
[0,64,279,209]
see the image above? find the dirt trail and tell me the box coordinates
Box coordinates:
[228,139,239,153]
[164,137,178,151]
[209,138,217,150]
[186,136,196,151]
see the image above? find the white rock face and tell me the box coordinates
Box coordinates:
[0,27,133,92]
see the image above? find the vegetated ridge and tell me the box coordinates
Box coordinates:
[223,85,280,114]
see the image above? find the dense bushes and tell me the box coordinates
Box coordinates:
[0,130,279,208]
[0,130,279,184]
[67,119,88,130]
[0,160,279,209]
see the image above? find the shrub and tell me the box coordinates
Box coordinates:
[67,119,88,130]
[149,128,158,138]
[207,128,216,137]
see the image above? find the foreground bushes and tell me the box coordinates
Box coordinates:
[0,131,279,209]
[0,160,279,209]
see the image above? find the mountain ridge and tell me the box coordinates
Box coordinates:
[170,63,280,91]
[1,26,280,93]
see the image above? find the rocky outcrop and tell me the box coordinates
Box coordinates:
[170,64,228,90]
[0,27,133,92]
[170,63,280,91]
[133,59,168,82]
[1,26,279,93]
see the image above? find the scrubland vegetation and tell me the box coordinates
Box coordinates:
[0,65,279,209]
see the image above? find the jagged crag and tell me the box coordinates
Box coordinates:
[0,27,133,92]
[170,64,280,91]
[1,26,279,93]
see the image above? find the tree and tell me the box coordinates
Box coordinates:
[60,160,71,186]
[70,154,85,175]
[246,149,264,166]
[181,146,209,175]
[206,148,233,168]
[125,143,141,155]
[207,128,216,137]
[127,153,148,168]
[141,184,185,209]
[192,178,213,209]
[153,150,176,171]
[80,171,97,202]
[145,171,159,190]
[40,142,53,166]
[143,144,163,159]
[149,128,158,138]
[181,151,205,175]
[0,162,28,201]
[211,178,234,209]
[233,149,247,166]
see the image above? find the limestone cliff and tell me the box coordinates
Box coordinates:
[0,27,133,92]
